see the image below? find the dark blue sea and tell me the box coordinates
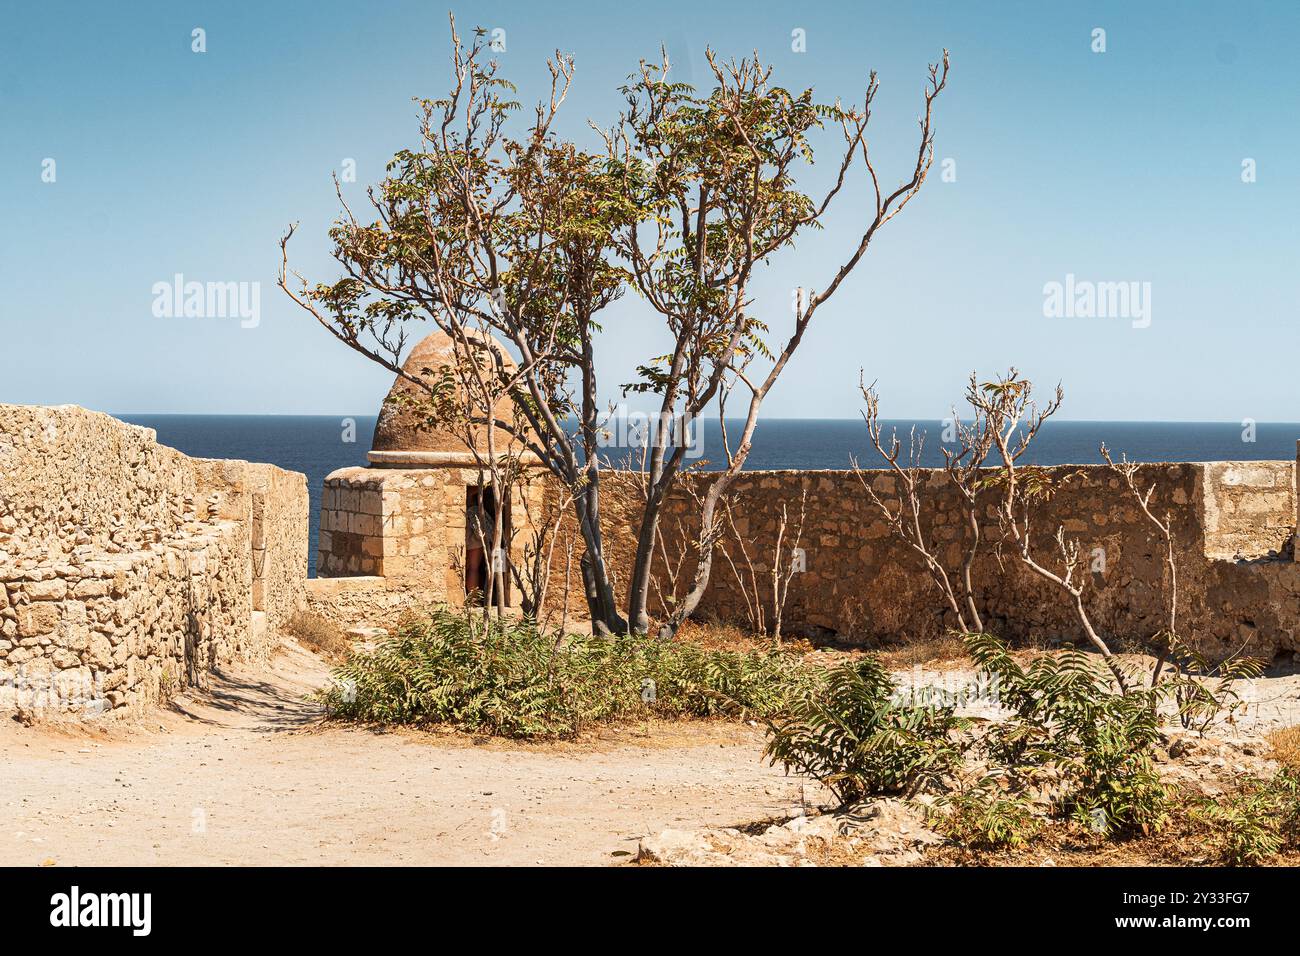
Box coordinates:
[118,415,1300,576]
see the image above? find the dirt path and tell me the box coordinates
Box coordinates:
[0,642,808,867]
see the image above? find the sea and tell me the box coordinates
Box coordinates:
[118,415,1300,577]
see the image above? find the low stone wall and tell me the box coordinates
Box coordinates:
[523,455,1296,658]
[591,455,1298,659]
[0,405,308,716]
[308,447,1300,662]
[305,576,441,633]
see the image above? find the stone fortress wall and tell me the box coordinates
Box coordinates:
[4,400,1297,722]
[310,440,1300,662]
[590,453,1300,659]
[0,405,308,715]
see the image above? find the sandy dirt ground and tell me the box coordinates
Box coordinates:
[0,642,809,867]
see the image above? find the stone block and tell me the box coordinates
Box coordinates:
[17,603,59,638]
[74,577,111,598]
[27,579,68,601]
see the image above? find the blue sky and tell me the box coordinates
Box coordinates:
[2,1,1296,421]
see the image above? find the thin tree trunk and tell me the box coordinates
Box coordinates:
[575,485,625,635]
[656,467,735,638]
[961,509,983,631]
[625,481,669,634]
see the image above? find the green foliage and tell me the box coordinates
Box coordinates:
[613,56,856,398]
[762,657,966,805]
[930,778,1042,851]
[1194,771,1300,865]
[1156,634,1264,734]
[965,632,1170,836]
[320,609,816,739]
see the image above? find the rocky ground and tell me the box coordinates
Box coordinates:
[636,731,1294,867]
[636,798,940,867]
[635,658,1300,867]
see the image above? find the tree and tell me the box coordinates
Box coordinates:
[972,371,1134,691]
[604,45,950,637]
[282,14,950,637]
[281,16,636,633]
[857,371,994,634]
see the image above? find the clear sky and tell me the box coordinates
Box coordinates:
[3,1,1296,421]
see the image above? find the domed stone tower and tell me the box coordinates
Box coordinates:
[368,329,526,467]
[315,329,541,611]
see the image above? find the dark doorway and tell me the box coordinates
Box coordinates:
[465,485,510,606]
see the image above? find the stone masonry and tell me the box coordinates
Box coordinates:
[5,398,1299,721]
[588,453,1300,659]
[308,466,546,631]
[0,405,308,715]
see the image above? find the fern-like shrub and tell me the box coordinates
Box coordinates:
[1157,635,1263,734]
[762,656,966,805]
[930,778,1042,851]
[965,632,1170,836]
[1194,770,1300,865]
[319,609,818,739]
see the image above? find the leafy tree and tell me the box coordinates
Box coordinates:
[606,48,949,636]
[282,15,949,636]
[281,17,635,630]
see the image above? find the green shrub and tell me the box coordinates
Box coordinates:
[1194,771,1300,865]
[931,778,1042,850]
[319,609,818,739]
[762,656,966,805]
[1156,634,1264,734]
[965,632,1170,836]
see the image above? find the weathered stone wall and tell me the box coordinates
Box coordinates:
[318,468,389,578]
[0,405,200,557]
[188,456,307,629]
[308,450,1299,662]
[305,576,441,633]
[1202,460,1295,560]
[580,456,1298,659]
[0,405,308,716]
[250,462,309,626]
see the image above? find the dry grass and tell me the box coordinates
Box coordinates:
[672,618,816,654]
[1268,724,1300,772]
[673,619,973,670]
[861,633,970,669]
[285,611,352,662]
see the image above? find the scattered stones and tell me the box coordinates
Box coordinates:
[635,799,941,867]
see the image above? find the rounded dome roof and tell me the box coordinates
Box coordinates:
[369,329,528,465]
